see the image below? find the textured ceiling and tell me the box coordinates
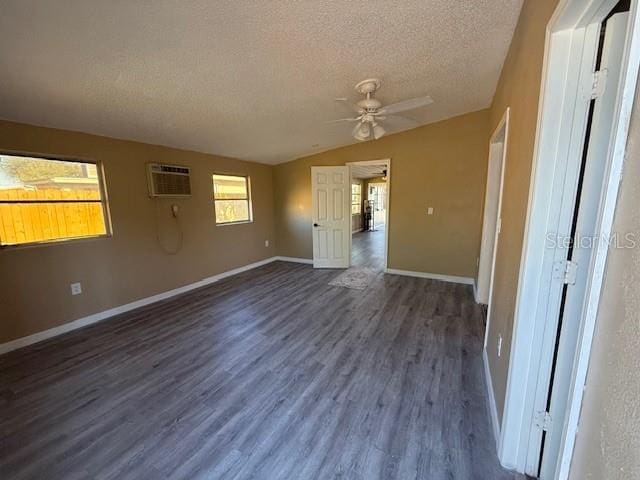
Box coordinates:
[0,1,523,164]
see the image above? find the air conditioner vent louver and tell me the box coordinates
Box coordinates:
[147,163,191,197]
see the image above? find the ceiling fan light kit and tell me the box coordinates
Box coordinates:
[372,122,386,140]
[328,78,433,141]
[353,122,371,141]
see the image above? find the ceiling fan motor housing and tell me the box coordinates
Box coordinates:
[357,98,382,111]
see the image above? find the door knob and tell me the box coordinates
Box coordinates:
[313,223,319,227]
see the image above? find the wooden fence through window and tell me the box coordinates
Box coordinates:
[0,188,106,245]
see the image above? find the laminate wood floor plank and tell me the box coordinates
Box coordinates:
[0,236,517,479]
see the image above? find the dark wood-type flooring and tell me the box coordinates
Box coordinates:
[0,235,517,479]
[351,227,385,270]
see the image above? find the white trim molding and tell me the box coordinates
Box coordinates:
[482,108,510,349]
[557,3,640,479]
[274,256,313,264]
[498,0,640,478]
[347,159,391,270]
[0,256,280,356]
[484,349,501,447]
[385,268,474,285]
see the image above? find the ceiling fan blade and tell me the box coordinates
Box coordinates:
[380,96,433,115]
[335,98,365,114]
[324,117,360,124]
[381,114,419,129]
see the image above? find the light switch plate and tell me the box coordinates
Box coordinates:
[427,207,434,215]
[70,282,82,296]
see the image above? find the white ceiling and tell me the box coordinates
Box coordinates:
[351,165,386,180]
[0,1,523,165]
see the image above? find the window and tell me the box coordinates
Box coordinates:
[0,154,110,247]
[212,174,252,224]
[351,183,362,215]
[368,184,387,210]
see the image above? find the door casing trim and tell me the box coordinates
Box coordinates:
[346,158,391,270]
[498,0,640,478]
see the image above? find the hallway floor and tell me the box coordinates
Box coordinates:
[351,227,386,270]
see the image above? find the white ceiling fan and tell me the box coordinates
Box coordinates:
[326,78,433,141]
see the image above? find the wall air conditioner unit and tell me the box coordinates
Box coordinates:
[146,163,192,197]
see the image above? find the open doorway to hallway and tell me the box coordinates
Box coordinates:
[349,161,389,271]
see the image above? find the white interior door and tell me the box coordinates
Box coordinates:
[538,11,629,479]
[478,112,509,305]
[311,166,350,268]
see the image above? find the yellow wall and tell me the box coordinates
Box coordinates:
[484,0,559,419]
[274,110,490,277]
[0,120,276,344]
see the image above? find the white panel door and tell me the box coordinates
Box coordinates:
[311,166,350,268]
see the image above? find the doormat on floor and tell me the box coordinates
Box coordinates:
[328,267,377,290]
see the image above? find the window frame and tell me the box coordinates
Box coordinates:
[351,182,362,215]
[0,150,112,249]
[212,173,253,226]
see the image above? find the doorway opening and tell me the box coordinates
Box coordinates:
[348,160,390,271]
[477,108,510,309]
[535,4,630,478]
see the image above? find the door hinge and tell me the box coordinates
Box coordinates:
[591,69,608,99]
[564,260,578,285]
[553,260,578,285]
[534,411,553,431]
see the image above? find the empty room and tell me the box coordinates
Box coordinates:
[1,1,639,479]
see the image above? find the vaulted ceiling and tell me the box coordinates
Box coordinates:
[0,1,523,164]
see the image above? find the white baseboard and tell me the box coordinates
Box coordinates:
[274,256,313,264]
[473,279,480,303]
[0,256,279,356]
[483,348,501,446]
[385,268,475,285]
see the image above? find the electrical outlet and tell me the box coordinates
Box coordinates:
[265,240,270,247]
[427,207,434,215]
[70,282,82,296]
[497,334,503,357]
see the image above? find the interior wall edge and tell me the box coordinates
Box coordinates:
[483,348,502,454]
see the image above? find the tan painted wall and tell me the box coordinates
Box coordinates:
[0,120,275,344]
[274,110,490,277]
[568,80,640,480]
[485,0,559,419]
